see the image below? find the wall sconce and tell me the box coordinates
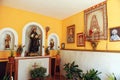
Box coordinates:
[87,29,100,50]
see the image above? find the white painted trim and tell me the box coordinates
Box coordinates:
[0,28,18,46]
[22,22,45,56]
[48,33,60,50]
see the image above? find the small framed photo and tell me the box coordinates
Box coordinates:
[61,43,65,49]
[110,27,120,41]
[67,24,75,43]
[77,33,85,47]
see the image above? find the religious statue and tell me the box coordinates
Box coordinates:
[29,26,41,53]
[50,38,54,50]
[5,34,11,49]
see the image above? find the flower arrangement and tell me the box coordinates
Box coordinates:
[88,28,100,50]
[89,28,99,41]
[16,44,25,56]
[45,46,50,55]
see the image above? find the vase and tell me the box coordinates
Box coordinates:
[90,41,99,50]
[16,53,21,57]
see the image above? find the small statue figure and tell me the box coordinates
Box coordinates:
[5,34,11,49]
[29,26,41,53]
[50,39,54,50]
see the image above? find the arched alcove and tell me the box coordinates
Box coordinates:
[22,22,45,56]
[0,28,18,50]
[48,33,60,50]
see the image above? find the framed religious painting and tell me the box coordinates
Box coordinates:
[110,27,120,42]
[77,33,85,47]
[84,1,107,40]
[67,24,75,43]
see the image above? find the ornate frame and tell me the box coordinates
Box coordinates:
[77,33,85,47]
[67,24,75,43]
[84,1,107,40]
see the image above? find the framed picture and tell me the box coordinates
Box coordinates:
[77,33,85,47]
[110,27,120,41]
[84,1,107,40]
[61,43,65,49]
[67,24,75,43]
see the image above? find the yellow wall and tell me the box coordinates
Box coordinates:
[62,0,120,51]
[107,0,120,50]
[0,0,120,59]
[0,6,62,58]
[62,12,85,49]
[0,6,62,44]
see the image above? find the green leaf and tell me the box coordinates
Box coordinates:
[63,61,83,79]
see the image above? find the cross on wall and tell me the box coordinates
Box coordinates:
[32,62,38,69]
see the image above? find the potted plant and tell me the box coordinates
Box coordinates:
[30,67,47,80]
[16,45,24,57]
[63,61,83,80]
[3,74,10,80]
[15,44,25,56]
[107,73,117,80]
[83,69,101,80]
[45,46,50,56]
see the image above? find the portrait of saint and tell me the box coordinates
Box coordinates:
[68,29,74,42]
[77,33,85,47]
[110,29,120,41]
[84,2,107,40]
[110,27,120,41]
[67,25,75,43]
[90,15,100,34]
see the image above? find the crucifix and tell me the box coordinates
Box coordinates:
[45,26,50,39]
[32,62,38,69]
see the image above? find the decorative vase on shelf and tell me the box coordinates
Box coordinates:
[90,41,99,50]
[88,29,100,50]
[16,44,25,57]
[45,46,50,56]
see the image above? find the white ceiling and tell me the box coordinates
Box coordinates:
[1,0,106,20]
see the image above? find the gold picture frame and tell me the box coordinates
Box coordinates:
[67,24,75,43]
[84,1,107,40]
[77,33,85,47]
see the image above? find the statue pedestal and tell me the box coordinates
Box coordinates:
[29,53,39,56]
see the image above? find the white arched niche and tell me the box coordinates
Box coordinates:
[22,22,45,56]
[47,33,60,50]
[0,28,18,50]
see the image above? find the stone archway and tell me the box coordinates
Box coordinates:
[48,33,60,50]
[22,22,45,56]
[0,28,18,50]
